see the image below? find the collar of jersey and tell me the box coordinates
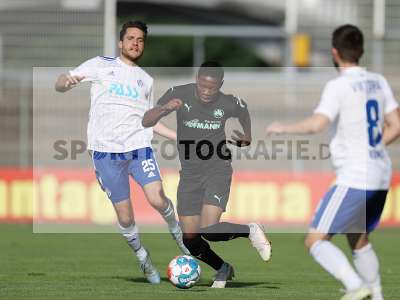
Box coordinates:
[116,57,139,69]
[341,66,365,75]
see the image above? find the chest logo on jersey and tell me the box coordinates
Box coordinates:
[213,108,224,119]
[184,119,221,130]
[108,83,140,100]
[184,103,192,112]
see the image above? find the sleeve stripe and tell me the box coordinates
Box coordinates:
[99,56,116,61]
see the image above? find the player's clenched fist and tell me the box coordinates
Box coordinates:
[227,130,251,147]
[162,98,183,112]
[265,122,286,136]
[65,75,85,88]
[55,74,86,92]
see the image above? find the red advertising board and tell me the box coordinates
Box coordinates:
[0,168,399,227]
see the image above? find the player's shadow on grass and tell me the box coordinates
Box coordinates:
[111,275,170,284]
[112,276,280,290]
[196,281,281,289]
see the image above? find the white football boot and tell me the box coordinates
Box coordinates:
[248,223,272,262]
[341,286,372,300]
[138,248,160,284]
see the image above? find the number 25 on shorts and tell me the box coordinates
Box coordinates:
[142,159,155,172]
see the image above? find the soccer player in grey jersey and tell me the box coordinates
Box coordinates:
[143,61,272,288]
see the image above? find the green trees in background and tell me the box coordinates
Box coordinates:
[137,36,269,67]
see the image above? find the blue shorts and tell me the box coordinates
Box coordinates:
[91,147,162,203]
[311,185,387,234]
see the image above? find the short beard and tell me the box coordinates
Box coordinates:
[121,48,142,63]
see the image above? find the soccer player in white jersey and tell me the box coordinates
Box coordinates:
[266,25,400,300]
[55,21,189,284]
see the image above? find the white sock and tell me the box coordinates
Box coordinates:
[353,243,383,300]
[310,240,363,291]
[135,247,147,262]
[118,223,146,259]
[160,198,179,231]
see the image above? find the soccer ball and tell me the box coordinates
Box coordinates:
[167,255,201,289]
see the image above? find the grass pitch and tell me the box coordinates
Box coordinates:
[0,224,399,299]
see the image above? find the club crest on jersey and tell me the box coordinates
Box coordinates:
[213,108,224,119]
[109,83,140,100]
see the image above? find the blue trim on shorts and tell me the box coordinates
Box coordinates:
[311,185,387,234]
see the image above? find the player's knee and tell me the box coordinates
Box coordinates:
[151,200,166,211]
[148,188,168,211]
[118,215,134,228]
[304,235,318,250]
[304,233,330,250]
[347,233,369,250]
[304,237,312,250]
[183,232,198,239]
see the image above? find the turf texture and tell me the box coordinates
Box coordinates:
[0,224,399,299]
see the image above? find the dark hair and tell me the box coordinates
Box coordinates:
[119,21,148,41]
[332,24,364,63]
[198,61,224,82]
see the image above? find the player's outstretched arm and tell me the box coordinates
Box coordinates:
[266,113,330,136]
[142,98,183,128]
[228,110,252,147]
[55,74,85,93]
[383,108,400,146]
[153,121,177,141]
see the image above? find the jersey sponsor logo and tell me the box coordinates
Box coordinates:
[137,79,144,87]
[108,83,140,100]
[184,103,192,112]
[183,119,221,130]
[213,108,224,119]
[147,171,156,178]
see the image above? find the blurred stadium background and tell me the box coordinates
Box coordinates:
[0,0,399,229]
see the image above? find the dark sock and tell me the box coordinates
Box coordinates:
[183,234,224,270]
[200,222,250,241]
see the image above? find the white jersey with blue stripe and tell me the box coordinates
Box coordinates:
[69,56,154,152]
[314,67,399,190]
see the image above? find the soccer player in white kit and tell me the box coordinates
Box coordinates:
[266,25,400,300]
[55,21,189,284]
